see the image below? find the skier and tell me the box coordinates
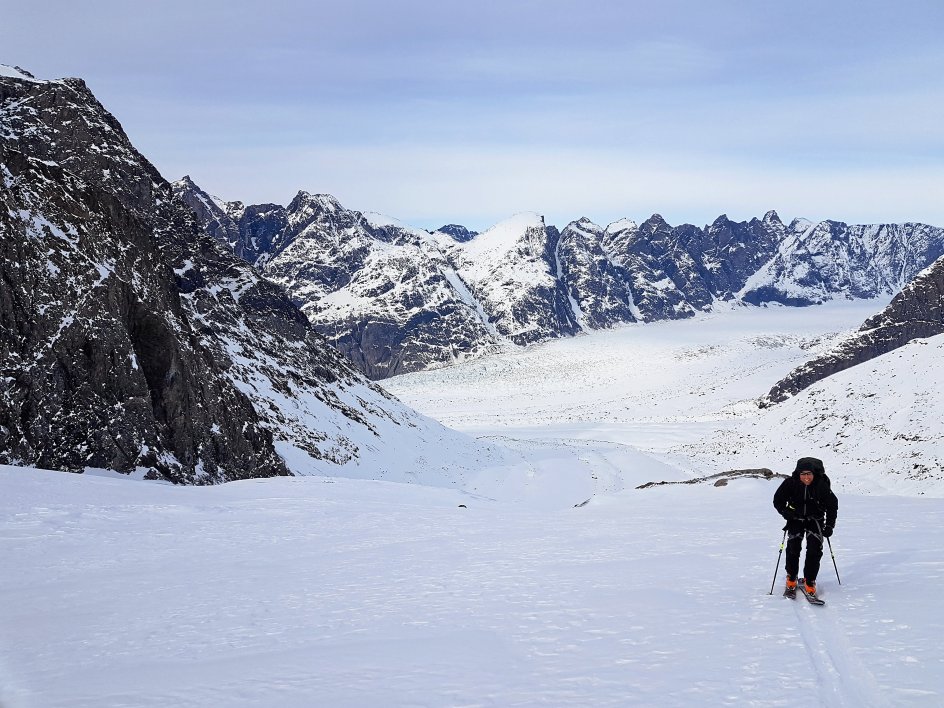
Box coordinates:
[773,457,838,597]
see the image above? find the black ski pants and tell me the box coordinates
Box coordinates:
[785,530,823,581]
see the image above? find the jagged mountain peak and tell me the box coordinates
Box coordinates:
[436,224,478,242]
[288,190,343,213]
[640,213,672,231]
[283,192,358,236]
[178,175,944,387]
[788,217,814,232]
[562,217,604,237]
[0,64,41,82]
[171,175,227,208]
[605,218,639,234]
[362,211,430,241]
[459,212,547,259]
[710,213,731,226]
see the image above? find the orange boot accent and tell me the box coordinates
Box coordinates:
[804,579,816,595]
[785,576,797,590]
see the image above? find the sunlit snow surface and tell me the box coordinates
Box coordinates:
[3,299,944,707]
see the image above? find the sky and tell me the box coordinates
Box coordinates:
[3,0,943,231]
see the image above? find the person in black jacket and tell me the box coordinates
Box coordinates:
[772,456,838,596]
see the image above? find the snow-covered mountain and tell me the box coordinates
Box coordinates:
[764,254,944,403]
[172,175,287,266]
[0,66,497,484]
[555,218,639,328]
[681,331,944,493]
[434,212,579,345]
[739,219,944,306]
[176,175,944,379]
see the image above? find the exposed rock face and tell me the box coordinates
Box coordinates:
[603,214,710,320]
[686,211,786,302]
[1,68,483,483]
[438,213,580,345]
[2,154,301,483]
[740,219,944,306]
[265,196,502,378]
[171,177,286,266]
[555,218,638,328]
[764,256,944,404]
[0,77,286,482]
[436,224,478,242]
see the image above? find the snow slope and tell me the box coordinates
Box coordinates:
[2,465,942,707]
[678,334,944,495]
[3,300,943,706]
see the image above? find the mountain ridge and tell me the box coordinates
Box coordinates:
[174,176,944,380]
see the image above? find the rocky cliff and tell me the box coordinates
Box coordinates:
[764,255,944,404]
[1,66,488,483]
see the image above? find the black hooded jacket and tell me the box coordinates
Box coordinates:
[773,457,838,530]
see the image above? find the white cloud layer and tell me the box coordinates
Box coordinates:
[3,0,943,229]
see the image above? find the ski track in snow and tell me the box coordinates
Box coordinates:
[791,596,887,708]
[3,300,944,707]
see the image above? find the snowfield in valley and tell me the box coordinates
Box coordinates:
[3,300,944,707]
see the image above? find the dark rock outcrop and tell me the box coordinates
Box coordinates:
[436,224,478,242]
[764,256,944,404]
[0,131,286,482]
[555,218,638,328]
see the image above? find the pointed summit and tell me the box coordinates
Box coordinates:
[640,214,672,234]
[605,218,638,234]
[710,214,732,228]
[289,191,342,211]
[436,224,478,242]
[0,64,40,82]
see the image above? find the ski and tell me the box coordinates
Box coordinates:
[798,578,825,606]
[783,585,796,599]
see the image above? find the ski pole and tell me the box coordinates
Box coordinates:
[769,528,787,595]
[826,536,841,585]
[814,519,841,585]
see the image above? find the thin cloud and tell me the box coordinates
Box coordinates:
[3,0,942,228]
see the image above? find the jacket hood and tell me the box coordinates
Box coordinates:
[792,456,826,482]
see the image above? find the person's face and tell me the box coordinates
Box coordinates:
[799,470,814,486]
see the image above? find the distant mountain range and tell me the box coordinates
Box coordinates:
[174,177,944,380]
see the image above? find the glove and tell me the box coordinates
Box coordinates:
[781,503,798,521]
[823,525,834,538]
